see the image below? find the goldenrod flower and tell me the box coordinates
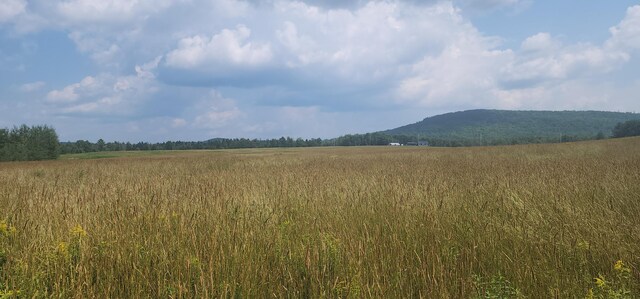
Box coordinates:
[0,220,16,237]
[57,242,69,256]
[613,259,631,274]
[585,288,594,299]
[614,260,624,271]
[0,290,21,297]
[70,224,87,238]
[594,275,606,288]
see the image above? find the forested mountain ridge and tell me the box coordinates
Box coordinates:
[380,109,640,145]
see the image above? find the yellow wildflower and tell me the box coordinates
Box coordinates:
[0,220,7,233]
[0,290,21,297]
[614,260,624,271]
[0,220,16,237]
[70,224,87,238]
[594,275,606,288]
[613,259,631,274]
[57,242,69,256]
[585,288,594,299]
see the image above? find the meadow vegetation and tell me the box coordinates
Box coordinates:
[1,138,639,298]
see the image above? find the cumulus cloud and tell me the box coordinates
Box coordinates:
[397,44,512,108]
[165,25,273,70]
[499,6,640,89]
[159,1,491,92]
[503,40,629,86]
[46,57,160,114]
[520,33,559,52]
[606,5,640,51]
[395,4,640,109]
[46,76,99,103]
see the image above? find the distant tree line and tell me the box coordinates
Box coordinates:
[0,125,60,161]
[60,130,618,155]
[333,132,610,147]
[60,126,632,154]
[60,137,327,154]
[6,119,638,160]
[612,120,640,138]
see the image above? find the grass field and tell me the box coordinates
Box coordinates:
[1,138,639,298]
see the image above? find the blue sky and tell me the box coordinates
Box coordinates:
[1,0,639,142]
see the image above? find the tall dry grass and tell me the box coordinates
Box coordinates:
[1,138,639,298]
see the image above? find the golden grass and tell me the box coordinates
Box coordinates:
[1,138,639,298]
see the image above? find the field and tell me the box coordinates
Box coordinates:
[1,138,639,298]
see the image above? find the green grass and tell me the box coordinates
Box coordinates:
[1,138,639,298]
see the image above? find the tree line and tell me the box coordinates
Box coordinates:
[0,125,60,161]
[612,120,640,138]
[3,120,639,161]
[59,119,640,155]
[60,137,327,154]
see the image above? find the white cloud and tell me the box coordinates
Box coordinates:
[503,41,629,84]
[492,78,640,112]
[46,76,99,103]
[395,4,638,110]
[62,95,122,113]
[394,15,513,108]
[606,5,640,51]
[272,1,467,81]
[275,21,319,67]
[46,57,160,114]
[92,44,120,65]
[165,25,273,69]
[0,0,26,22]
[521,33,559,52]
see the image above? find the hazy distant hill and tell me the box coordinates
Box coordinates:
[380,109,640,145]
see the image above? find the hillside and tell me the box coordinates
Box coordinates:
[381,109,640,145]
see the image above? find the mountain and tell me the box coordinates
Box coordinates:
[379,109,640,145]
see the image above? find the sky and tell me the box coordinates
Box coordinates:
[1,0,639,142]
